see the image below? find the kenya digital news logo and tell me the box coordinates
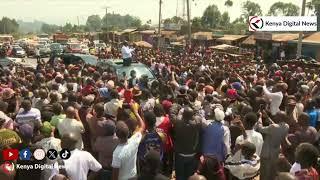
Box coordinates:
[249,16,264,31]
[1,161,15,175]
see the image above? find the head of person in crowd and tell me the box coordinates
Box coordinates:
[40,121,54,138]
[188,175,207,180]
[241,141,256,160]
[17,124,33,144]
[298,112,310,128]
[21,99,32,112]
[140,150,162,177]
[93,103,104,118]
[65,106,76,119]
[39,89,48,100]
[61,133,78,151]
[295,143,319,170]
[144,111,156,131]
[274,111,288,124]
[244,112,258,130]
[182,106,194,122]
[116,121,129,144]
[198,155,225,180]
[0,100,8,113]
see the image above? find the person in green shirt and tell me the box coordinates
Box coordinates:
[50,103,66,128]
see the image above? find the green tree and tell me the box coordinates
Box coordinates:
[63,23,73,33]
[310,0,320,30]
[41,23,61,34]
[241,1,263,20]
[201,4,221,29]
[220,12,230,27]
[268,2,300,16]
[191,17,203,31]
[224,0,233,7]
[0,17,19,34]
[102,13,141,29]
[86,15,102,32]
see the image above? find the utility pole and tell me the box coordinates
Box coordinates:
[77,16,80,27]
[297,0,306,58]
[105,6,110,42]
[158,0,162,49]
[186,0,191,47]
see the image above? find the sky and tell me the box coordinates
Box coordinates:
[0,0,304,25]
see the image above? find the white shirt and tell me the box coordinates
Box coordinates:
[263,86,283,115]
[35,137,61,152]
[16,108,42,129]
[121,45,134,59]
[50,149,102,180]
[112,132,142,180]
[57,118,84,150]
[235,130,264,156]
[290,162,301,175]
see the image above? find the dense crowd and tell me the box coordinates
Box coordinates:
[0,44,319,180]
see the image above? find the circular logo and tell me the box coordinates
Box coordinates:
[33,149,46,160]
[59,149,71,160]
[249,16,264,31]
[1,161,15,175]
[46,149,58,160]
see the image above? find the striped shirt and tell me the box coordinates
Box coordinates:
[15,108,41,128]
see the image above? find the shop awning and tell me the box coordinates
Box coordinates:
[272,33,300,42]
[289,32,320,45]
[208,44,239,50]
[242,35,256,45]
[134,41,153,48]
[217,35,247,42]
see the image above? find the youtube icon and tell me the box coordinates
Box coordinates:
[2,149,19,161]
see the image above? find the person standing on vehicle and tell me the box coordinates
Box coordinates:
[35,47,40,61]
[121,41,134,66]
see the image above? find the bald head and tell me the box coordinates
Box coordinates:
[188,174,207,180]
[61,133,78,150]
[66,106,75,118]
[274,111,288,123]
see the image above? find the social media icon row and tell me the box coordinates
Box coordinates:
[2,148,71,161]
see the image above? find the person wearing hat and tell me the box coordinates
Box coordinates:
[202,107,230,162]
[121,41,135,66]
[35,122,61,152]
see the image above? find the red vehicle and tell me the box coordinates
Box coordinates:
[65,43,82,53]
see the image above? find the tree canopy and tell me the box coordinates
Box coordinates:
[201,4,221,29]
[0,17,19,34]
[86,15,102,32]
[241,1,263,19]
[268,2,300,16]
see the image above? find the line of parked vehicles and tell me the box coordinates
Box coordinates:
[1,38,108,59]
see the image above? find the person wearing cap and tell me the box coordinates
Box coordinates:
[121,41,134,66]
[202,107,230,162]
[35,121,61,152]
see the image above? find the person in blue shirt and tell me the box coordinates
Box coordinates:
[305,99,319,128]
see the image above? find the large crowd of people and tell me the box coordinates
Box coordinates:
[0,44,319,180]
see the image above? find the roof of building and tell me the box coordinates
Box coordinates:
[192,32,213,40]
[122,28,138,33]
[272,33,300,42]
[242,35,256,45]
[289,32,320,45]
[217,35,247,42]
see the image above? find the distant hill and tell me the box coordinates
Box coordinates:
[17,20,44,34]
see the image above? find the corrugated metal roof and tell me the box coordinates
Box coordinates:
[242,35,256,45]
[217,35,247,42]
[272,33,299,42]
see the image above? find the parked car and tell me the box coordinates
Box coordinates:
[80,44,89,54]
[97,59,156,81]
[37,44,51,57]
[65,43,82,53]
[12,47,26,58]
[60,53,98,66]
[50,43,64,55]
[0,57,14,69]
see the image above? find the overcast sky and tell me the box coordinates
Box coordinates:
[1,0,303,25]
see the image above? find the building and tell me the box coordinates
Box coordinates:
[289,32,320,61]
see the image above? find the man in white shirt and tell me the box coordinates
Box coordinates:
[121,41,134,66]
[57,106,84,150]
[235,112,263,156]
[15,99,42,129]
[49,133,102,180]
[263,83,283,116]
[111,104,146,180]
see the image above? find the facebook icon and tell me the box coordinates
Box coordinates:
[19,148,31,160]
